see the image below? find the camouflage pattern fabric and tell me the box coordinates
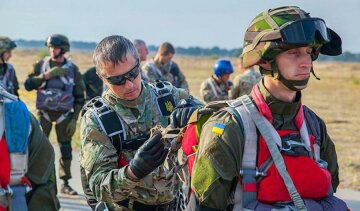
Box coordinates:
[229,69,261,99]
[200,76,229,103]
[80,81,192,210]
[191,82,340,210]
[143,60,189,90]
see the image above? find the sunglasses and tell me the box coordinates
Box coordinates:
[280,18,331,45]
[100,60,140,85]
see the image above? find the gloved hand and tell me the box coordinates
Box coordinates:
[170,106,197,128]
[66,119,77,137]
[129,133,167,179]
[46,67,67,79]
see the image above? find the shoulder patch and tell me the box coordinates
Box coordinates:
[212,122,226,135]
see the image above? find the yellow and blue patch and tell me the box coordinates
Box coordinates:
[212,122,226,135]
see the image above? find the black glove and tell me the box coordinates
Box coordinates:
[129,133,167,179]
[170,106,197,128]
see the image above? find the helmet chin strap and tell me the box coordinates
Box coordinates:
[270,61,310,92]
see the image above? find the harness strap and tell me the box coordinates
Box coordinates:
[240,95,307,211]
[226,96,259,209]
[207,78,223,97]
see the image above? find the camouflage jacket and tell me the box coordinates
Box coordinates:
[191,81,339,210]
[143,60,189,90]
[80,81,191,210]
[200,76,230,103]
[229,69,261,99]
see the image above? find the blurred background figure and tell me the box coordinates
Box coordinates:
[143,42,189,90]
[230,57,261,99]
[132,39,149,81]
[83,66,103,101]
[24,34,85,196]
[0,36,19,96]
[200,59,233,103]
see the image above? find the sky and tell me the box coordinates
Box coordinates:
[2,0,359,53]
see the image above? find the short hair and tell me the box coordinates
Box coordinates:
[93,35,139,73]
[157,42,175,56]
[132,39,146,48]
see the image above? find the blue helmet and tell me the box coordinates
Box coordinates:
[213,59,233,77]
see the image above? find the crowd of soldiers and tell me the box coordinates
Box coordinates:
[0,5,349,211]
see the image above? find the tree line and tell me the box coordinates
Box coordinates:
[15,39,360,62]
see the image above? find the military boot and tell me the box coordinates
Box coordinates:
[61,183,78,195]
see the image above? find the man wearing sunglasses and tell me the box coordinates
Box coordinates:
[189,6,347,211]
[80,35,200,210]
[24,34,85,196]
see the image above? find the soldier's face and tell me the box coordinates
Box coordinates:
[159,53,173,65]
[100,54,142,100]
[137,44,148,62]
[48,46,63,59]
[275,47,313,89]
[2,50,12,62]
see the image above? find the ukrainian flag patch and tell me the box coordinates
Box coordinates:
[212,123,226,135]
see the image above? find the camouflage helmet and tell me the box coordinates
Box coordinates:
[0,36,17,55]
[241,6,342,69]
[45,34,70,52]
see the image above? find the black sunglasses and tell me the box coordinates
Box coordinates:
[280,18,331,45]
[101,60,140,85]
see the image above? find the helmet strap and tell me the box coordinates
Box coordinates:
[271,61,310,91]
[310,67,320,80]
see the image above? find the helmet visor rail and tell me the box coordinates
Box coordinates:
[280,18,331,45]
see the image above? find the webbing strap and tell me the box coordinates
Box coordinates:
[240,95,307,211]
[226,97,258,208]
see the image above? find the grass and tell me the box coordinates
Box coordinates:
[11,49,360,190]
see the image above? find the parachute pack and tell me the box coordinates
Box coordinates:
[177,93,336,210]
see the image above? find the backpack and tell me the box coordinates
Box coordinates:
[178,95,324,210]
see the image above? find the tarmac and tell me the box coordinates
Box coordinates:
[54,144,360,211]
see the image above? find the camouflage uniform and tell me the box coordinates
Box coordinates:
[80,81,191,210]
[200,76,229,103]
[83,66,103,101]
[191,82,340,210]
[229,68,261,99]
[143,60,189,90]
[24,58,85,181]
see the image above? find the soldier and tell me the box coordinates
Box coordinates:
[143,42,189,90]
[229,58,261,99]
[24,34,85,196]
[189,6,347,211]
[0,37,19,96]
[0,87,60,211]
[132,39,149,82]
[200,59,233,103]
[80,35,200,210]
[83,66,103,101]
